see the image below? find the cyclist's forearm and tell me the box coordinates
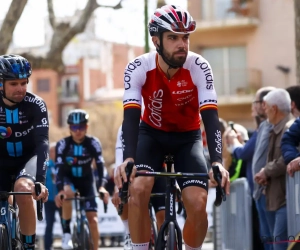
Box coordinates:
[200,109,222,164]
[122,108,140,161]
[35,136,49,183]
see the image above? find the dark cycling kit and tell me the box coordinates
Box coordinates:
[55,135,105,212]
[122,51,222,191]
[0,92,49,189]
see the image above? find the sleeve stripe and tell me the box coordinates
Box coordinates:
[124,103,141,109]
[199,104,218,112]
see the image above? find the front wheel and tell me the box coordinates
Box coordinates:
[80,220,94,250]
[165,222,176,250]
[149,218,158,250]
[72,222,80,250]
[0,224,9,249]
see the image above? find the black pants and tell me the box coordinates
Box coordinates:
[44,201,61,250]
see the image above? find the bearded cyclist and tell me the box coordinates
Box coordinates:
[114,5,230,250]
[54,109,109,250]
[0,54,49,250]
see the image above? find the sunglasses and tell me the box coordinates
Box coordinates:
[170,21,196,33]
[70,125,87,132]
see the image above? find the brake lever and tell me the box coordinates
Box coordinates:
[212,165,226,207]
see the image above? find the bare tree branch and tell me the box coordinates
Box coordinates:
[47,0,56,28]
[0,0,28,54]
[0,0,122,72]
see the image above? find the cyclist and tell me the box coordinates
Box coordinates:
[113,124,166,250]
[54,109,109,250]
[0,54,49,250]
[114,5,230,250]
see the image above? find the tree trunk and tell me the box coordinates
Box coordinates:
[295,0,300,85]
[0,0,122,73]
[0,0,28,54]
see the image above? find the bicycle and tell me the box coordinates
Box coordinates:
[119,155,226,250]
[61,191,108,250]
[0,182,44,250]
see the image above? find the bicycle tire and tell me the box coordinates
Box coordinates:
[165,222,175,250]
[12,221,24,250]
[149,218,158,250]
[72,222,80,250]
[0,224,9,250]
[80,220,94,250]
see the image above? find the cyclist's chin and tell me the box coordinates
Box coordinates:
[72,134,85,141]
[10,95,24,102]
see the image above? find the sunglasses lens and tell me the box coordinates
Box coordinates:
[70,125,86,131]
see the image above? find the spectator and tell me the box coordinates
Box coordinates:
[44,142,62,250]
[254,88,292,250]
[224,123,248,182]
[251,86,276,250]
[286,85,300,118]
[281,85,300,177]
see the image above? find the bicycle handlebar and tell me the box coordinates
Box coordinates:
[60,192,108,213]
[118,161,227,210]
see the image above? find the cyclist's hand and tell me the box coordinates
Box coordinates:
[114,158,136,189]
[112,191,121,208]
[32,183,49,203]
[55,191,65,208]
[209,162,230,195]
[99,187,110,204]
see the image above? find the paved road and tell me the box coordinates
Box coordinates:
[51,240,214,249]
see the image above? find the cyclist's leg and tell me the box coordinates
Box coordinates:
[60,178,74,250]
[80,183,98,250]
[14,156,38,249]
[151,177,166,230]
[174,132,208,249]
[129,132,165,249]
[44,201,57,250]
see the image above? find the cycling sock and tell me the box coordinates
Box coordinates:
[61,218,71,233]
[184,243,202,250]
[122,219,130,234]
[21,234,36,250]
[132,242,149,250]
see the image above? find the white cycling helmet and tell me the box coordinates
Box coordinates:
[148,5,196,36]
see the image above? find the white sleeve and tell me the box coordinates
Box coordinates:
[115,125,123,167]
[189,54,218,110]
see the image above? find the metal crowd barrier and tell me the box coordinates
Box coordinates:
[286,171,300,250]
[213,177,252,250]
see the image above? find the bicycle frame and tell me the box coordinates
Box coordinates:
[73,192,87,235]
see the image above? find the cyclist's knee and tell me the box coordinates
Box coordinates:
[129,177,153,206]
[87,213,98,227]
[183,187,207,218]
[63,185,75,197]
[14,178,33,204]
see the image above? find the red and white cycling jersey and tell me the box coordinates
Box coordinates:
[123,51,218,132]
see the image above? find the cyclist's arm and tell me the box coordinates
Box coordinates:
[91,137,105,189]
[115,125,123,166]
[32,100,49,184]
[122,58,145,161]
[191,55,222,164]
[281,118,300,164]
[55,139,67,192]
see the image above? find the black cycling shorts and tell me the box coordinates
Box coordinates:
[0,156,37,191]
[135,122,208,192]
[64,177,97,212]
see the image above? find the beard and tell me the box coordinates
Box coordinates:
[162,49,187,67]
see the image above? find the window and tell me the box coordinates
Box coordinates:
[201,0,236,21]
[37,79,50,92]
[202,46,247,96]
[61,76,79,98]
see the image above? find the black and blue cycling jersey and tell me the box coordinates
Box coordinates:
[55,135,105,192]
[0,91,49,183]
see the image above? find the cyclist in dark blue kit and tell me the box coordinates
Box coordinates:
[54,109,109,250]
[0,54,49,250]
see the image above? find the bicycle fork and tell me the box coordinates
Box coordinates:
[156,177,182,250]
